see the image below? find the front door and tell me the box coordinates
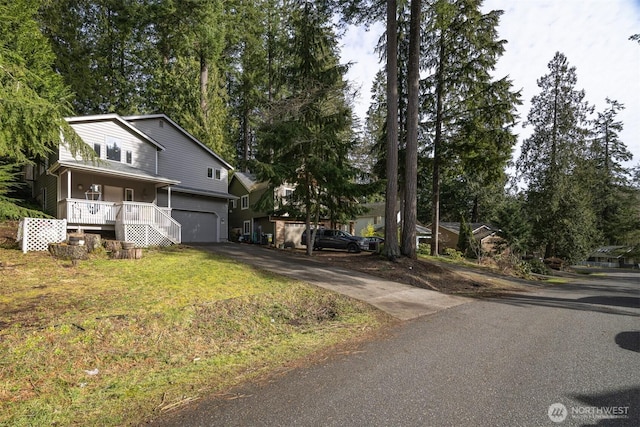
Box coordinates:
[104,185,123,203]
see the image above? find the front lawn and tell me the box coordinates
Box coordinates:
[0,246,389,426]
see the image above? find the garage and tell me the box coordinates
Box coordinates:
[171,210,219,243]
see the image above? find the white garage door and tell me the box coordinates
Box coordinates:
[172,210,218,243]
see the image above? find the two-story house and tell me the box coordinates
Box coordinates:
[28,113,234,246]
[228,172,307,248]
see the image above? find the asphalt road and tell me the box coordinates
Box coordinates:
[150,253,639,427]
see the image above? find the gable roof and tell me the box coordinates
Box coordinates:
[124,114,234,170]
[427,222,499,239]
[65,114,165,151]
[231,171,269,193]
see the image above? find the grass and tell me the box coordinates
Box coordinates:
[0,245,389,426]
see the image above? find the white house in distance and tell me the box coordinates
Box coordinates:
[27,113,234,246]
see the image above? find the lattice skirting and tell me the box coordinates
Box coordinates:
[19,218,67,253]
[115,223,175,247]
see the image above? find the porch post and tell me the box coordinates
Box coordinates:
[167,186,172,209]
[66,170,72,198]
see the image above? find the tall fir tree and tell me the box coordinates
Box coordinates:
[254,2,361,256]
[587,98,637,245]
[1,0,91,218]
[421,0,520,255]
[517,52,598,262]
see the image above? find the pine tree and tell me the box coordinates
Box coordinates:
[517,52,598,262]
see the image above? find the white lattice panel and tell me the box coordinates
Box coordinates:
[116,224,174,247]
[20,218,67,253]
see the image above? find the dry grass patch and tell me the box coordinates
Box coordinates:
[0,246,389,426]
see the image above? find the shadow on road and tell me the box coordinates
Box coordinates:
[490,293,640,317]
[570,386,640,426]
[615,331,640,352]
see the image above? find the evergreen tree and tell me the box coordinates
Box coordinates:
[588,98,636,244]
[254,2,360,256]
[517,52,598,262]
[0,0,90,217]
[39,0,150,114]
[421,0,520,255]
[383,0,401,259]
[401,0,421,258]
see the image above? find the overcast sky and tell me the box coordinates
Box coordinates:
[339,0,640,168]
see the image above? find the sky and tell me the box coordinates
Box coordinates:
[339,0,640,169]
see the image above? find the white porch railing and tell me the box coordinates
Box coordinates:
[63,199,119,225]
[118,201,181,244]
[60,199,181,245]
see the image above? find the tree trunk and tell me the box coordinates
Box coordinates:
[431,32,445,257]
[200,53,208,115]
[384,0,400,260]
[401,0,421,259]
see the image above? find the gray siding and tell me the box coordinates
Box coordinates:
[127,118,229,193]
[62,120,158,174]
[158,190,229,241]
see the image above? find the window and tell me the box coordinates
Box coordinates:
[126,151,132,164]
[241,195,249,210]
[93,143,101,158]
[230,199,236,209]
[243,220,251,235]
[124,188,134,202]
[208,167,222,180]
[41,188,47,210]
[106,136,121,161]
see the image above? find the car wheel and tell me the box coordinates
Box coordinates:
[347,243,360,253]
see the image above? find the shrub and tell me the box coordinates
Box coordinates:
[444,248,464,261]
[417,243,430,256]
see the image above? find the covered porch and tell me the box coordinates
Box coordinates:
[49,160,182,246]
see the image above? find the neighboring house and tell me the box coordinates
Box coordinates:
[425,222,504,255]
[352,202,386,237]
[584,246,639,268]
[26,113,234,246]
[228,172,308,248]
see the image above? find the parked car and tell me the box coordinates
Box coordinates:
[364,236,385,251]
[301,229,368,253]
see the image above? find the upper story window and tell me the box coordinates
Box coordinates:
[93,143,101,158]
[230,199,237,209]
[106,136,121,161]
[126,150,132,164]
[241,195,249,210]
[208,167,222,180]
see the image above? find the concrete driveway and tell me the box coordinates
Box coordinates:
[202,243,469,321]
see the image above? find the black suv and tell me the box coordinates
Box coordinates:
[301,229,368,253]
